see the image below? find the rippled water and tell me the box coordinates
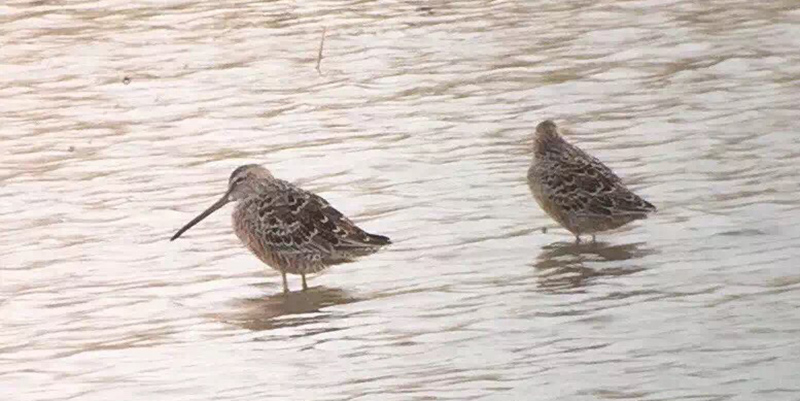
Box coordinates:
[3,0,800,400]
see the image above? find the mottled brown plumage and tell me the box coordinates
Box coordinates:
[527,120,656,241]
[171,164,390,293]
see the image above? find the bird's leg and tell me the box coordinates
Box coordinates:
[591,234,596,243]
[575,234,581,244]
[281,271,289,293]
[301,274,308,291]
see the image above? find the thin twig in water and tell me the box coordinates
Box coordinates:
[315,27,327,74]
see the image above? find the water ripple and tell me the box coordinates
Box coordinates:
[2,0,800,400]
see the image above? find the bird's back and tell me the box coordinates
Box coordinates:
[233,179,390,274]
[529,128,655,235]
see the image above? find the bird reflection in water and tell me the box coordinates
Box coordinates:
[534,241,655,292]
[219,286,361,331]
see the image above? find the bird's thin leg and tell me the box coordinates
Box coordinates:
[591,234,596,243]
[281,271,289,293]
[575,234,581,244]
[301,274,308,291]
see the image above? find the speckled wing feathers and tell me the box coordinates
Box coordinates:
[237,180,389,271]
[539,148,655,219]
[529,131,656,236]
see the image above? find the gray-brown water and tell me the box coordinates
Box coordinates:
[2,1,800,400]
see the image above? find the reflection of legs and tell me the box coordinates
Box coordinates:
[281,271,289,293]
[301,274,308,291]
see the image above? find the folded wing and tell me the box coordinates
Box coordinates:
[244,180,390,265]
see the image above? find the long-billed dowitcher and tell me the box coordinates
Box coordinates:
[171,164,391,293]
[528,120,656,242]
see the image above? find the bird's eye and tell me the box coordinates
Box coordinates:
[232,176,246,187]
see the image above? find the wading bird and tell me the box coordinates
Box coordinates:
[527,120,656,242]
[171,164,391,293]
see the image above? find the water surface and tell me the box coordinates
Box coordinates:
[2,0,800,400]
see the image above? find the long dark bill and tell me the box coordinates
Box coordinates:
[170,192,231,241]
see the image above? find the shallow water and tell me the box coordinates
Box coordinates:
[2,0,800,400]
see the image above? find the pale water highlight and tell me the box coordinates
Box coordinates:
[2,1,800,400]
